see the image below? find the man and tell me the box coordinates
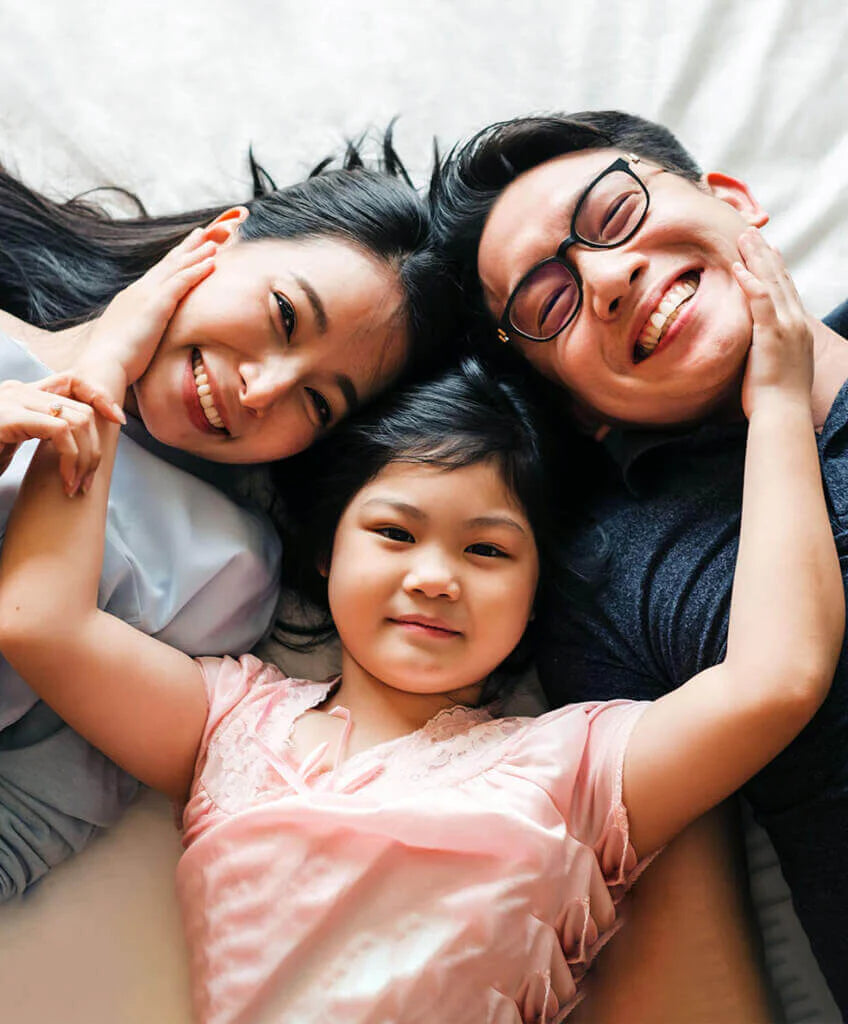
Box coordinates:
[433,110,848,1013]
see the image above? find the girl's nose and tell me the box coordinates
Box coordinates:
[403,555,460,601]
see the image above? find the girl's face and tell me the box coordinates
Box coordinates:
[132,231,409,463]
[327,459,540,702]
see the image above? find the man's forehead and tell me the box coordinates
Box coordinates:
[479,147,620,306]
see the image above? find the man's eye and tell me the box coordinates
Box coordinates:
[306,387,332,428]
[377,526,414,543]
[467,542,507,558]
[274,292,296,336]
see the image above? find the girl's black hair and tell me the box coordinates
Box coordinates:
[274,356,564,703]
[0,126,457,387]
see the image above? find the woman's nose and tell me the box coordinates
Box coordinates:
[402,553,460,600]
[240,355,297,415]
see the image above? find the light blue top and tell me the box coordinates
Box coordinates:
[0,330,282,731]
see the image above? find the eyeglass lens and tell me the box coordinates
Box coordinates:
[508,169,648,340]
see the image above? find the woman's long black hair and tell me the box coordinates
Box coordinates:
[274,356,565,702]
[0,128,457,385]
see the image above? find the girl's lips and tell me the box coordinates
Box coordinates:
[182,350,221,435]
[390,618,462,639]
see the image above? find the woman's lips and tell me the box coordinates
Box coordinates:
[182,350,222,435]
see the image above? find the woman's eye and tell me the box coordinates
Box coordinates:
[377,526,414,543]
[274,292,296,337]
[306,387,332,428]
[467,542,507,558]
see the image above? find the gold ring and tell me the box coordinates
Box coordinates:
[49,402,63,417]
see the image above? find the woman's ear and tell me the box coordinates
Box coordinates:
[704,173,769,228]
[317,554,330,579]
[201,206,250,247]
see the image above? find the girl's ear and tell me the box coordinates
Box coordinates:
[317,554,330,579]
[202,206,249,247]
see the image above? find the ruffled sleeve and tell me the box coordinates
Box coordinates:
[502,699,652,885]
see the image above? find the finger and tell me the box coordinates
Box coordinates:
[40,374,126,425]
[737,230,799,320]
[62,404,100,496]
[12,412,82,493]
[732,260,773,313]
[68,377,126,425]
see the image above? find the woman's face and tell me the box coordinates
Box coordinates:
[132,230,409,463]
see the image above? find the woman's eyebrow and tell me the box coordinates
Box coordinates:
[294,275,328,333]
[335,373,359,414]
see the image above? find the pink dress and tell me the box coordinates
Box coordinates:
[178,655,652,1024]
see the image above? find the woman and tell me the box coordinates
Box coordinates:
[0,135,453,899]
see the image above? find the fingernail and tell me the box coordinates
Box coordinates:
[113,403,127,424]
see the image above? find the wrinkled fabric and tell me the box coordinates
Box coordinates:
[178,655,651,1024]
[0,331,281,898]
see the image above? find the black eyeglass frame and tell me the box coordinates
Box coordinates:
[497,155,651,345]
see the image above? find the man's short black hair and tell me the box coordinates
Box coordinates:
[431,110,703,319]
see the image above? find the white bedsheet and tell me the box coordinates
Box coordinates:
[0,1,846,1021]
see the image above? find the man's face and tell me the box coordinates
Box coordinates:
[477,147,768,428]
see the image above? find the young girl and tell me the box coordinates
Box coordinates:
[0,229,840,1023]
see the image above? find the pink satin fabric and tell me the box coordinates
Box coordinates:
[178,655,651,1024]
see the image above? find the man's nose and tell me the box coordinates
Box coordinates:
[240,354,297,416]
[574,246,646,320]
[402,551,460,600]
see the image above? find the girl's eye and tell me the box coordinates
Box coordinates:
[377,526,414,543]
[274,292,296,337]
[467,542,507,558]
[305,387,332,428]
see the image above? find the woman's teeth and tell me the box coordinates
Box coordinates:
[192,352,225,430]
[634,273,699,362]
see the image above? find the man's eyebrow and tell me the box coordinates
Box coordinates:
[465,514,526,535]
[294,275,328,333]
[335,373,359,414]
[361,498,426,520]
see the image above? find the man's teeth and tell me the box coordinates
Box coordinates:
[635,274,699,362]
[192,353,225,430]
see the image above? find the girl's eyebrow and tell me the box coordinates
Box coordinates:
[362,497,425,519]
[464,514,526,534]
[360,499,526,534]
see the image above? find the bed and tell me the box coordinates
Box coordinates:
[0,1,846,1020]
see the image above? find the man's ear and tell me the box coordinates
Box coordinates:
[201,206,250,247]
[704,173,769,228]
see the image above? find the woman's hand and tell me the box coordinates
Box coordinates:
[0,374,125,494]
[75,229,217,400]
[736,228,814,421]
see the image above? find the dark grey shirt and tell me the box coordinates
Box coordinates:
[537,300,848,815]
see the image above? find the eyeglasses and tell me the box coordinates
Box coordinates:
[497,155,651,345]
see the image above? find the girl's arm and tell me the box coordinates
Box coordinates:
[623,229,844,856]
[0,235,219,802]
